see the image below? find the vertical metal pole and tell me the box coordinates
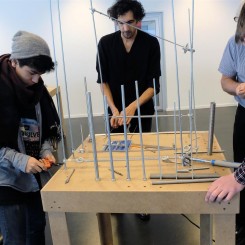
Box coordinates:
[86,92,100,180]
[135,81,147,181]
[207,102,216,155]
[49,0,67,168]
[174,102,178,179]
[153,79,162,179]
[57,0,75,157]
[89,0,107,135]
[188,91,194,178]
[188,1,198,153]
[103,96,115,181]
[80,124,85,151]
[84,77,88,94]
[121,85,131,181]
[171,0,184,161]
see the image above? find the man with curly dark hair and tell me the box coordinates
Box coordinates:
[96,0,161,134]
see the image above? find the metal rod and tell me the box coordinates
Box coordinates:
[89,0,107,135]
[153,79,162,179]
[207,102,216,155]
[188,1,198,154]
[107,113,193,119]
[174,102,178,179]
[49,0,67,168]
[188,90,194,179]
[65,168,75,184]
[91,8,194,53]
[191,158,241,168]
[86,92,100,180]
[150,173,220,179]
[57,0,75,157]
[171,0,184,161]
[104,96,115,181]
[121,85,131,180]
[80,123,84,150]
[135,81,147,181]
[152,178,218,185]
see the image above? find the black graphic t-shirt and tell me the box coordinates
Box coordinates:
[0,107,41,205]
[20,118,40,159]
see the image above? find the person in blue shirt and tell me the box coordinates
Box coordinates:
[205,3,245,244]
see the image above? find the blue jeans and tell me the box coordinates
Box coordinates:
[0,192,46,245]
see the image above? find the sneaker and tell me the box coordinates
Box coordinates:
[136,213,151,221]
[236,225,245,245]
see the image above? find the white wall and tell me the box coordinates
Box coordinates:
[0,0,242,117]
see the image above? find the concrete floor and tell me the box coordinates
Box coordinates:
[45,106,237,245]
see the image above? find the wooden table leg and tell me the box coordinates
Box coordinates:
[214,214,235,245]
[48,212,71,245]
[200,214,213,245]
[97,213,113,245]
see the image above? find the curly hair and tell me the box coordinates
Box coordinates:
[235,3,245,43]
[107,0,145,21]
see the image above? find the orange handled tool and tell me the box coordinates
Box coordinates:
[42,159,53,169]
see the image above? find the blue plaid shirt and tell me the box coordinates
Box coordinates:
[234,162,245,185]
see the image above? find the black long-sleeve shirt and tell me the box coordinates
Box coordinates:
[96,30,161,115]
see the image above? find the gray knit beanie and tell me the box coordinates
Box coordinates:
[10,30,51,59]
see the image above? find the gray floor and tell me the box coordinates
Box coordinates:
[45,106,237,245]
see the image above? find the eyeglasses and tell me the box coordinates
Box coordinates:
[117,19,136,26]
[234,16,239,22]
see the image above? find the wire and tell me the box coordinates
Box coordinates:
[181,214,215,243]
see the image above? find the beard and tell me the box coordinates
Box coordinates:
[122,31,134,39]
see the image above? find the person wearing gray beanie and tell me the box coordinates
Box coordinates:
[0,31,60,245]
[10,30,51,59]
[8,30,55,83]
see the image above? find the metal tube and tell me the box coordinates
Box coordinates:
[86,92,100,181]
[89,0,107,135]
[153,79,162,179]
[188,91,194,179]
[150,173,220,179]
[191,158,241,168]
[80,124,84,151]
[57,0,75,157]
[171,0,184,159]
[135,81,147,181]
[188,2,198,153]
[121,85,131,180]
[152,178,218,185]
[49,0,67,168]
[174,102,178,179]
[207,102,216,155]
[103,96,115,181]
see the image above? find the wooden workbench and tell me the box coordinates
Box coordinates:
[41,131,239,245]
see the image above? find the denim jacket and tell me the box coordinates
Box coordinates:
[0,103,53,193]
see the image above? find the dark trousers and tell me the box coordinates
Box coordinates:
[233,104,245,226]
[0,192,46,245]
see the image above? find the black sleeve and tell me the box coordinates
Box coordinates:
[147,38,161,94]
[96,38,108,84]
